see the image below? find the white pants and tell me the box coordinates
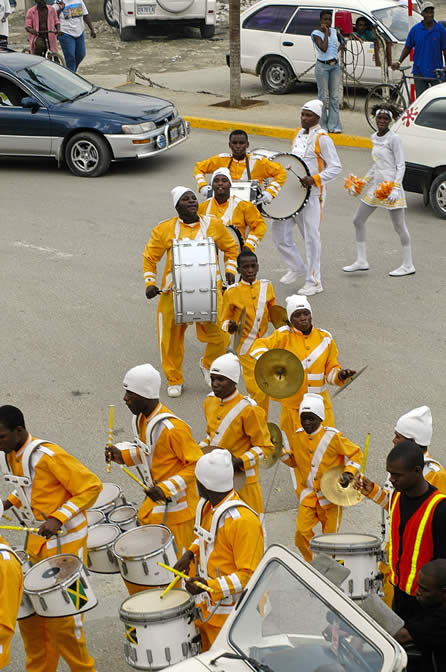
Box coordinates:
[271,191,322,288]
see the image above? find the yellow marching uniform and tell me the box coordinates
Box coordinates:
[1,433,101,672]
[281,425,362,561]
[197,195,267,251]
[200,392,273,514]
[189,490,263,650]
[0,536,23,670]
[194,153,287,201]
[221,279,276,411]
[143,215,238,386]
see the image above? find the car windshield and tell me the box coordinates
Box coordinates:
[229,560,384,672]
[17,60,94,104]
[372,6,421,41]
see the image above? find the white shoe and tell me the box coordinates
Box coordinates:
[297,283,323,296]
[167,384,183,398]
[200,358,211,387]
[280,270,304,285]
[342,261,369,272]
[389,264,416,277]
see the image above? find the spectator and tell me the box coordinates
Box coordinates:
[353,16,375,41]
[311,10,342,133]
[25,0,60,56]
[56,0,96,72]
[392,1,446,97]
[0,0,11,49]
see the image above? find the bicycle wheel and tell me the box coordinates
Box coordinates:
[364,84,407,131]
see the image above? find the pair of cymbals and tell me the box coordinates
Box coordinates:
[320,466,364,507]
[255,349,304,399]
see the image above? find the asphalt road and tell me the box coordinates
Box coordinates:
[1,129,446,670]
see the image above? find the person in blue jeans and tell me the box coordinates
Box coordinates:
[56,0,96,72]
[311,10,342,133]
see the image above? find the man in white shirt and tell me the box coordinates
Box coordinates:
[0,0,11,48]
[56,0,96,71]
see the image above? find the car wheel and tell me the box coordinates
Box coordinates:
[200,21,215,38]
[120,24,138,41]
[364,84,406,131]
[260,58,295,95]
[65,132,111,178]
[104,0,118,26]
[429,172,446,219]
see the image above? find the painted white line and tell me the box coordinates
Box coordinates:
[13,241,73,259]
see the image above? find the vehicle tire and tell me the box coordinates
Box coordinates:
[65,132,112,178]
[104,0,118,26]
[429,172,446,219]
[200,21,215,38]
[364,84,406,131]
[119,24,138,41]
[260,57,296,95]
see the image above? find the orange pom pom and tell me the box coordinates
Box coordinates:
[344,174,366,195]
[375,181,395,200]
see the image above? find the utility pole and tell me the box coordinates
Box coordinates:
[229,0,241,107]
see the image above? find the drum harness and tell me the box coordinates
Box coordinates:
[0,543,22,565]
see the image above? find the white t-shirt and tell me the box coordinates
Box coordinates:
[0,0,11,37]
[57,0,88,37]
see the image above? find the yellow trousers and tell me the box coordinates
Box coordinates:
[237,481,264,515]
[296,502,341,562]
[157,292,228,385]
[197,621,221,652]
[239,353,269,415]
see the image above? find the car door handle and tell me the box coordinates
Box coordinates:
[282,41,294,46]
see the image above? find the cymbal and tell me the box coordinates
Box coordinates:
[231,307,246,353]
[254,349,304,399]
[261,422,283,469]
[269,305,289,329]
[333,365,368,398]
[320,466,364,507]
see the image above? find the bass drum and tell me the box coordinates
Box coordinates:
[252,149,311,220]
[217,224,243,286]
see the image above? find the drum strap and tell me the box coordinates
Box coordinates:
[228,157,251,180]
[239,279,269,356]
[132,412,183,488]
[0,543,22,564]
[174,216,211,240]
[0,440,47,525]
[209,399,251,447]
[205,195,241,229]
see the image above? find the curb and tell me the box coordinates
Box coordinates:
[184,116,372,149]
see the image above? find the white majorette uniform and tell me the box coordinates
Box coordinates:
[272,108,341,295]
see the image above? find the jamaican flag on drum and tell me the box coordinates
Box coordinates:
[125,626,138,644]
[67,579,89,610]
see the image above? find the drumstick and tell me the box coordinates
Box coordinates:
[357,432,371,500]
[286,164,305,187]
[106,405,114,473]
[0,525,63,535]
[120,465,147,490]
[157,562,214,594]
[160,575,181,599]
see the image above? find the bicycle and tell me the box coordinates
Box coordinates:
[23,30,63,65]
[364,66,445,130]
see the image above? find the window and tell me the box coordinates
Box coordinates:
[372,6,421,42]
[416,98,446,131]
[17,60,94,104]
[286,8,320,35]
[243,5,296,32]
[0,76,27,107]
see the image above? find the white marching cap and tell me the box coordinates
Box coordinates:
[299,393,325,421]
[395,406,432,446]
[210,353,241,384]
[302,99,323,118]
[171,186,196,207]
[195,449,234,492]
[286,294,312,320]
[123,364,161,400]
[211,167,233,186]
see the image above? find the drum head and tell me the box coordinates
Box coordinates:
[91,483,122,509]
[87,524,121,549]
[311,533,381,554]
[114,525,171,559]
[24,554,81,592]
[120,588,192,624]
[86,510,106,527]
[254,151,310,220]
[109,505,136,524]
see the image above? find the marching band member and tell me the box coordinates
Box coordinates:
[250,295,355,443]
[143,186,239,398]
[105,364,203,593]
[197,167,267,251]
[193,129,287,205]
[0,405,101,672]
[174,449,263,651]
[221,249,276,411]
[281,393,362,561]
[0,502,23,671]
[272,99,341,295]
[200,353,273,515]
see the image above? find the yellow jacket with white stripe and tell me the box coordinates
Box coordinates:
[200,391,273,483]
[0,537,23,670]
[221,279,276,356]
[197,196,267,251]
[281,426,362,508]
[142,215,238,290]
[250,325,345,410]
[194,153,287,199]
[118,403,202,525]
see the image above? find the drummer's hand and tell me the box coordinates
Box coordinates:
[145,285,160,300]
[38,517,63,538]
[353,473,374,495]
[339,472,354,488]
[339,368,356,381]
[174,549,194,574]
[104,444,124,465]
[225,272,235,286]
[261,191,273,204]
[301,175,316,187]
[232,456,244,472]
[185,576,207,596]
[1,499,13,511]
[144,485,167,502]
[228,320,238,334]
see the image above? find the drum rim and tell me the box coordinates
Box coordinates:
[87,523,121,551]
[91,482,122,510]
[119,589,194,624]
[253,149,311,220]
[108,505,137,525]
[113,524,173,561]
[86,509,106,525]
[23,553,83,595]
[310,532,381,554]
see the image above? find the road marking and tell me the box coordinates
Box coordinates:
[13,241,73,259]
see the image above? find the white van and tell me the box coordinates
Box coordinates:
[239,0,421,93]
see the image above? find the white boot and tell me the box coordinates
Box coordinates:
[342,242,369,272]
[389,245,416,276]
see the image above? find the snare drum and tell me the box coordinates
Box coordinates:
[172,237,218,324]
[310,533,382,599]
[23,553,97,617]
[113,525,177,587]
[119,588,200,670]
[87,523,121,574]
[86,510,106,528]
[90,482,125,518]
[15,549,35,619]
[108,505,138,533]
[230,180,261,203]
[252,149,311,219]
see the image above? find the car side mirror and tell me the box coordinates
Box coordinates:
[21,96,40,112]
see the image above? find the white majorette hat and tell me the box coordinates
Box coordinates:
[195,449,234,492]
[123,364,161,400]
[302,99,323,118]
[211,167,233,186]
[395,406,432,446]
[286,294,312,320]
[171,186,196,207]
[299,393,325,421]
[210,353,241,384]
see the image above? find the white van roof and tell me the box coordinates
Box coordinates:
[241,0,414,17]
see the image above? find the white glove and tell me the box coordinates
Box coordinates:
[349,185,360,197]
[387,187,399,204]
[261,191,273,204]
[199,185,209,197]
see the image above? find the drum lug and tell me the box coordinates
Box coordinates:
[165,647,171,663]
[62,589,71,604]
[107,549,116,565]
[39,596,48,611]
[87,555,92,568]
[182,643,188,658]
[146,649,153,665]
[142,560,149,576]
[163,550,171,565]
[125,642,138,664]
[348,579,354,595]
[80,574,88,589]
[122,560,128,576]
